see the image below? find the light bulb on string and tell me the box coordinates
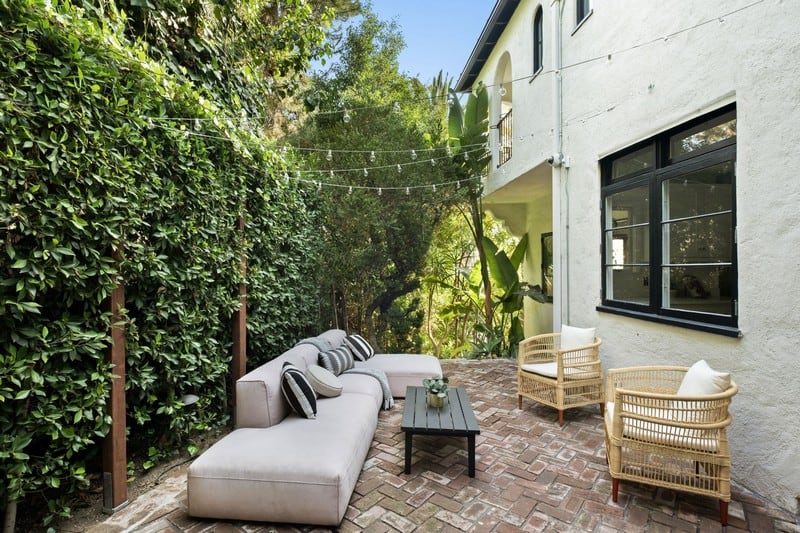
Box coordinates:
[193,119,201,131]
[393,101,401,113]
[410,150,417,160]
[369,151,376,162]
[405,187,410,195]
[329,170,334,178]
[342,110,351,123]
[378,188,383,196]
[363,168,368,176]
[457,180,461,188]
[317,181,322,190]
[430,158,436,166]
[432,184,437,192]
[464,152,470,161]
[326,149,332,161]
[446,146,452,157]
[397,164,402,173]
[499,84,507,97]
[348,186,353,194]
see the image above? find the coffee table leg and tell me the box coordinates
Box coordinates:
[404,431,412,474]
[468,435,476,477]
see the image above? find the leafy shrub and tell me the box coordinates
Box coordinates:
[0,0,320,522]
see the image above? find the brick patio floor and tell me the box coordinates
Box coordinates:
[77,359,798,532]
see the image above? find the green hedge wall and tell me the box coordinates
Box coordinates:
[0,0,319,518]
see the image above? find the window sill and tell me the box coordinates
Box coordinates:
[528,67,544,84]
[596,305,742,338]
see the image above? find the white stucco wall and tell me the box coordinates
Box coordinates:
[472,0,800,513]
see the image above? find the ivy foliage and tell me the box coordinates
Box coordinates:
[0,0,322,521]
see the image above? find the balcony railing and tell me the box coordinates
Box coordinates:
[497,109,512,167]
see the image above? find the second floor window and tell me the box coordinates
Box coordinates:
[533,7,543,74]
[577,0,590,25]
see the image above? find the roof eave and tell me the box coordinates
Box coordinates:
[455,0,521,93]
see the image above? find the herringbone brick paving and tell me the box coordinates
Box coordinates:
[78,359,799,532]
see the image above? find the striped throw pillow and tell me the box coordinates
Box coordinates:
[317,346,354,376]
[343,334,375,361]
[280,361,317,419]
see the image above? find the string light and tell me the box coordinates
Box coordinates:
[326,149,333,161]
[410,150,417,160]
[396,164,402,173]
[342,110,351,123]
[369,151,376,162]
[363,168,368,176]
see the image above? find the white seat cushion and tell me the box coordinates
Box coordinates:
[605,401,720,452]
[521,362,599,379]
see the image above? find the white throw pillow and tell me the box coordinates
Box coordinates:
[560,325,596,350]
[305,364,343,398]
[676,359,731,396]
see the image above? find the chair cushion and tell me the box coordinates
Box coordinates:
[305,365,343,398]
[318,346,355,376]
[280,362,317,419]
[561,325,596,350]
[343,334,375,361]
[676,359,731,396]
[605,401,720,452]
[521,362,600,379]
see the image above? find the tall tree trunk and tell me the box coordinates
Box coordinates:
[468,195,493,329]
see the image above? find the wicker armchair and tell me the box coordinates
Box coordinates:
[604,366,738,525]
[517,333,603,425]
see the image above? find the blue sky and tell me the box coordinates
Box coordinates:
[368,1,494,84]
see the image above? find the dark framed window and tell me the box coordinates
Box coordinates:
[598,104,739,337]
[533,7,544,74]
[577,0,590,25]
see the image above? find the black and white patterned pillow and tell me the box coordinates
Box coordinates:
[318,346,354,376]
[343,334,375,361]
[280,361,317,419]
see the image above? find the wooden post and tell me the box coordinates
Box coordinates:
[102,247,128,513]
[231,215,247,404]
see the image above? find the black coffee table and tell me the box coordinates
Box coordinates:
[401,386,480,477]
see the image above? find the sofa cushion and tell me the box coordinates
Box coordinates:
[318,346,355,376]
[343,334,375,361]
[281,362,317,419]
[187,393,379,525]
[359,354,442,398]
[306,364,343,398]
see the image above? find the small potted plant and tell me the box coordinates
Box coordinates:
[423,376,449,408]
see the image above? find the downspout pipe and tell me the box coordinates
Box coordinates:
[551,0,566,330]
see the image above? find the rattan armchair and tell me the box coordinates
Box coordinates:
[604,366,738,525]
[517,333,604,425]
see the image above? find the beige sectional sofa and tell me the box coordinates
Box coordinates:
[186,329,442,526]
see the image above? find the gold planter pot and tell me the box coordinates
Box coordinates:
[427,392,446,409]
